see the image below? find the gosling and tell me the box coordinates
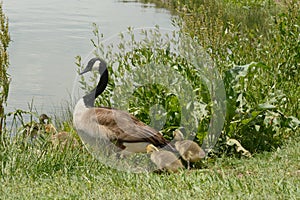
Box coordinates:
[39,114,57,134]
[173,129,206,169]
[146,144,184,173]
[51,131,79,148]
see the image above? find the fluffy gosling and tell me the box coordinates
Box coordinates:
[173,129,206,169]
[146,144,184,173]
[51,131,79,148]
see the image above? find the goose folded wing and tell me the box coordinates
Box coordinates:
[92,107,169,147]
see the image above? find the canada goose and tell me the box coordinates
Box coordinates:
[146,144,183,173]
[39,114,49,124]
[173,129,206,169]
[73,58,174,156]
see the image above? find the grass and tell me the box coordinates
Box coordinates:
[0,132,299,199]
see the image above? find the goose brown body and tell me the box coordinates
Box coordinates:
[74,105,170,149]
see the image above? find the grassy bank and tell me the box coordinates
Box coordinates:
[0,133,299,199]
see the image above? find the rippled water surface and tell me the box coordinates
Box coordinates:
[3,0,173,114]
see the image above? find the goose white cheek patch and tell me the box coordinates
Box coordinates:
[92,60,101,71]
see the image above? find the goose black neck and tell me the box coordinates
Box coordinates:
[83,69,108,107]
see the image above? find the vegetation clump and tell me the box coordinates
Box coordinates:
[138,0,300,154]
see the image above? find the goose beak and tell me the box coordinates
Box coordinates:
[79,58,101,75]
[79,67,90,75]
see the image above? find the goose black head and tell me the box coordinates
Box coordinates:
[39,114,49,124]
[80,58,107,75]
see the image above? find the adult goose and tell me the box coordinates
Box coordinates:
[73,58,173,155]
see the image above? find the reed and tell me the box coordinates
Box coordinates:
[0,3,11,135]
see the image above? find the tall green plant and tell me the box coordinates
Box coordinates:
[157,0,300,153]
[76,26,215,143]
[170,0,299,118]
[0,3,11,135]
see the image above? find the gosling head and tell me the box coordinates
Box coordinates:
[146,143,184,173]
[173,128,185,141]
[80,58,107,75]
[146,144,159,154]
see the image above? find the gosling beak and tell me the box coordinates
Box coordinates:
[146,145,151,154]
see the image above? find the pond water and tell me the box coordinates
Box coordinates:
[3,0,174,115]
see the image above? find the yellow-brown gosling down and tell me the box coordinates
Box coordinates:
[173,129,206,169]
[39,114,57,135]
[146,144,184,173]
[51,131,79,148]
